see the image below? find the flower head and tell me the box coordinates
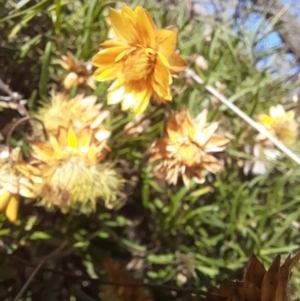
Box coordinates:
[256,104,298,146]
[59,52,95,90]
[36,93,110,141]
[92,4,186,115]
[243,143,281,176]
[0,146,36,222]
[19,124,122,212]
[242,104,298,175]
[150,110,230,187]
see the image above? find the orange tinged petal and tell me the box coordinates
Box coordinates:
[93,47,129,66]
[49,136,63,159]
[152,58,172,99]
[99,40,128,49]
[94,65,120,81]
[156,29,177,58]
[167,52,187,73]
[135,6,156,48]
[109,8,137,44]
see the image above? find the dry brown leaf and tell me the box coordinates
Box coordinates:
[261,255,281,301]
[244,254,267,289]
[235,281,261,301]
[206,252,300,301]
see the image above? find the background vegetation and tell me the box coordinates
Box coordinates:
[1,0,300,300]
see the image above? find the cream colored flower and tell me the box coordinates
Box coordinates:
[150,110,230,187]
[92,4,186,114]
[242,104,298,175]
[36,93,110,141]
[256,104,298,146]
[59,52,95,90]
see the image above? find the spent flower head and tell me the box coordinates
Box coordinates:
[58,52,95,90]
[92,4,186,115]
[150,110,230,187]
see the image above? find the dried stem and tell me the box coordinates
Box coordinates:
[185,68,300,165]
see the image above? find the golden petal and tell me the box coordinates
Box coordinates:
[5,194,19,223]
[0,189,10,211]
[152,58,172,99]
[167,52,187,73]
[92,47,128,67]
[31,143,55,162]
[94,65,120,81]
[142,9,157,31]
[135,6,156,48]
[156,29,177,58]
[132,88,152,115]
[49,136,63,159]
[109,8,137,44]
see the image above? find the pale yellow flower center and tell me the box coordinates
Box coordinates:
[176,138,200,167]
[273,119,297,145]
[123,48,156,81]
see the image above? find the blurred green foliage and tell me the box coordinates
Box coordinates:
[1,0,300,300]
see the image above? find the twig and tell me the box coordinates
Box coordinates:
[6,116,48,149]
[185,68,300,165]
[0,78,39,137]
[13,240,68,301]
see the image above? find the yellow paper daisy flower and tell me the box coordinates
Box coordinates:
[19,124,122,212]
[256,104,298,146]
[150,110,230,187]
[36,93,111,141]
[92,4,186,115]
